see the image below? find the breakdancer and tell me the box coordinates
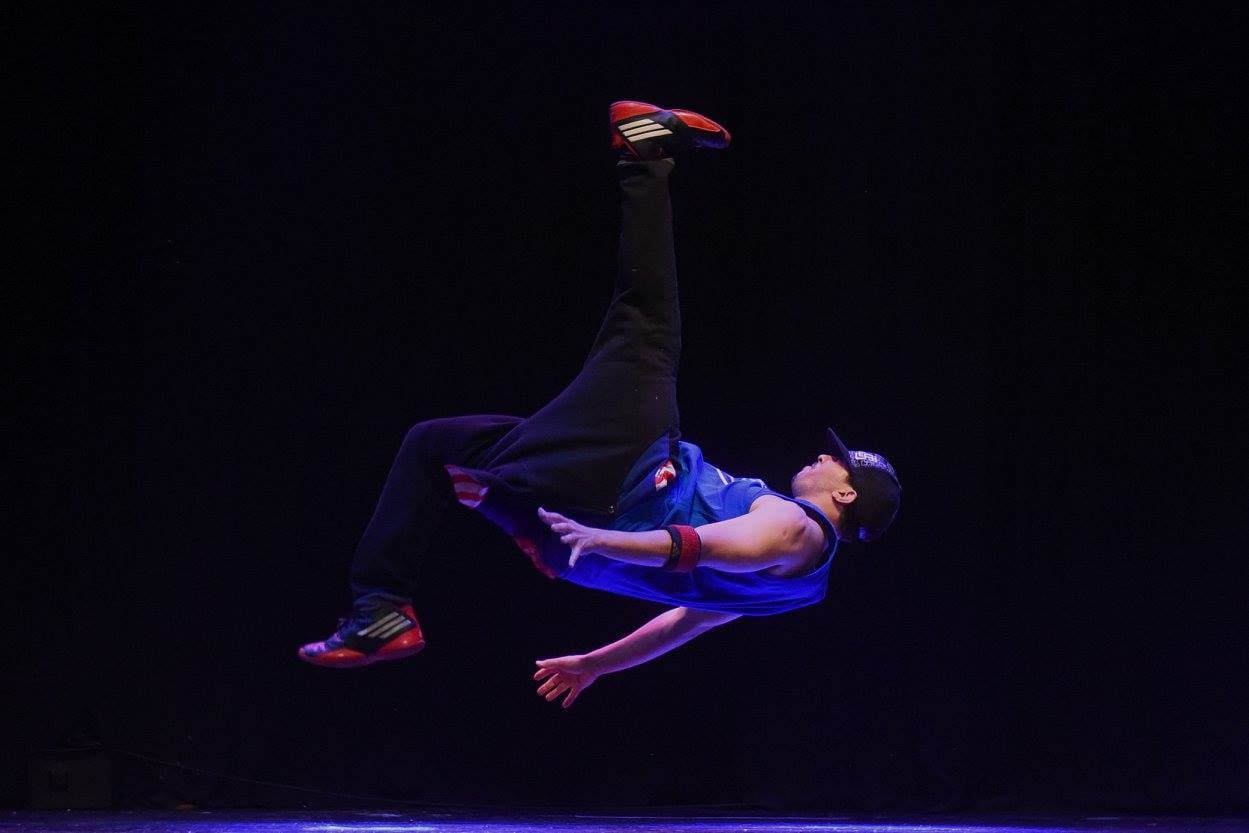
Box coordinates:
[298,101,901,708]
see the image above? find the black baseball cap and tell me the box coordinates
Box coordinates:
[826,426,901,542]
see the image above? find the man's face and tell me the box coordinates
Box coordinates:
[791,453,855,503]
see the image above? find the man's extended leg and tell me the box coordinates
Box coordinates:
[584,158,684,377]
[481,157,690,515]
[481,102,730,515]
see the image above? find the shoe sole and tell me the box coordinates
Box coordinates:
[297,630,427,669]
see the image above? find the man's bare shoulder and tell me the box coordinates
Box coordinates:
[747,493,802,515]
[748,496,827,578]
[747,494,818,524]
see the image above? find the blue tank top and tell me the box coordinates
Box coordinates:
[447,436,838,617]
[560,437,839,616]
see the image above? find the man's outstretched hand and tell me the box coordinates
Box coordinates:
[534,655,601,709]
[538,507,607,568]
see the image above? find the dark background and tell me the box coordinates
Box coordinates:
[8,1,1246,815]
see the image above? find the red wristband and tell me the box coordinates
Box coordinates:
[665,524,701,572]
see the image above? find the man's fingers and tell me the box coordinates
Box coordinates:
[542,517,573,533]
[532,661,586,709]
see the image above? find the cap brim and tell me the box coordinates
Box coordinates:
[825,427,854,472]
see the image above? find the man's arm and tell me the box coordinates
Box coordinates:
[533,606,740,709]
[538,497,822,573]
[586,606,740,675]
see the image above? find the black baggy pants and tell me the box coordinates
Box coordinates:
[349,160,683,604]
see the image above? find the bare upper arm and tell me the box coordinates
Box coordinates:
[694,496,821,573]
[748,495,827,575]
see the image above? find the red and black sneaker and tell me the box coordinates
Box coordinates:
[610,100,731,161]
[297,601,426,668]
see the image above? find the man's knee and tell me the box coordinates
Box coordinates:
[399,415,514,466]
[400,418,456,461]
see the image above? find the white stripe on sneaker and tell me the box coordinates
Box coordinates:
[623,127,674,142]
[617,117,657,131]
[374,619,411,640]
[358,612,402,636]
[622,123,670,137]
[621,123,661,136]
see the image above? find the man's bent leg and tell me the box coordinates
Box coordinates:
[300,415,519,669]
[349,414,522,604]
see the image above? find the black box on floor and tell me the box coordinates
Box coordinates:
[28,750,112,809]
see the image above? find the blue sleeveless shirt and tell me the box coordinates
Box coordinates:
[445,436,838,617]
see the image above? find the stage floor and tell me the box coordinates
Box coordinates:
[1,812,1245,833]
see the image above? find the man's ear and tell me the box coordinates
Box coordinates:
[831,488,857,506]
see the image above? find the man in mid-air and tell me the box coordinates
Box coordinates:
[298,100,902,709]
